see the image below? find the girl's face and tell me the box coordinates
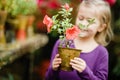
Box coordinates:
[76,6,102,38]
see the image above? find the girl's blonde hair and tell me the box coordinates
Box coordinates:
[77,0,114,46]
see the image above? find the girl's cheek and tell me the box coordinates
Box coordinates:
[78,29,92,37]
[76,21,80,25]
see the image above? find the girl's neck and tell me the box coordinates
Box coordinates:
[73,37,99,53]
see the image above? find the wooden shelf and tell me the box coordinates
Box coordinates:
[0,34,48,68]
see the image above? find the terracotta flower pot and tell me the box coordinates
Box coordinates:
[58,47,81,71]
[16,15,28,41]
[16,29,26,41]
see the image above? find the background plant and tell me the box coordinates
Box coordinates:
[0,0,12,12]
[9,0,37,17]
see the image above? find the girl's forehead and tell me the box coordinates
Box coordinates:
[78,6,98,18]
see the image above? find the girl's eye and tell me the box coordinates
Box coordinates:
[87,19,91,22]
[87,18,95,23]
[79,16,84,20]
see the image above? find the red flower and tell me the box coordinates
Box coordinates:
[37,0,46,7]
[105,0,116,6]
[48,1,60,9]
[43,15,53,33]
[66,25,80,40]
[63,3,70,11]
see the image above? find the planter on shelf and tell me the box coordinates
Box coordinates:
[16,15,28,41]
[27,15,35,37]
[0,10,7,49]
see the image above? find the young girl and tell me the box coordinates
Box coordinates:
[45,0,113,80]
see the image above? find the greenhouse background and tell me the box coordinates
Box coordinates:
[0,0,120,80]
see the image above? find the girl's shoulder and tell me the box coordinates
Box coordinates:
[94,45,108,56]
[54,39,61,45]
[81,45,108,55]
[97,45,108,53]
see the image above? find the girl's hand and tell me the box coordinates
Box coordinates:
[70,57,86,73]
[52,54,62,71]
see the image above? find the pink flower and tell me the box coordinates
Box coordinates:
[43,15,53,33]
[63,3,70,11]
[66,25,80,40]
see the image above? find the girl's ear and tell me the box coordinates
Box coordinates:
[98,23,106,32]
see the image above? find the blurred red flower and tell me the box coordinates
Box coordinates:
[48,0,60,9]
[105,0,116,6]
[34,60,50,79]
[37,0,60,9]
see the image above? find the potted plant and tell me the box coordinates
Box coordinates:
[43,3,81,71]
[43,3,95,71]
[9,0,37,16]
[0,0,12,49]
[7,0,37,41]
[0,0,12,12]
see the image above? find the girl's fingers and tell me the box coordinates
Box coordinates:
[70,62,82,69]
[70,57,85,65]
[55,54,60,58]
[53,54,62,66]
[53,54,61,64]
[70,63,82,71]
[73,57,84,63]
[54,64,60,68]
[70,57,86,72]
[53,59,61,65]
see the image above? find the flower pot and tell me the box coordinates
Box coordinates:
[58,47,81,71]
[0,11,7,48]
[16,15,28,41]
[16,29,26,41]
[26,15,35,37]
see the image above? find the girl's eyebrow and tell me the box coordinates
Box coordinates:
[78,15,84,18]
[78,14,82,16]
[86,17,93,19]
[86,17,95,20]
[78,14,92,19]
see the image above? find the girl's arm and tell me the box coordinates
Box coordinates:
[77,50,108,80]
[45,40,60,80]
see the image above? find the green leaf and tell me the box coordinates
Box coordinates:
[87,18,95,24]
[69,8,73,12]
[78,23,86,29]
